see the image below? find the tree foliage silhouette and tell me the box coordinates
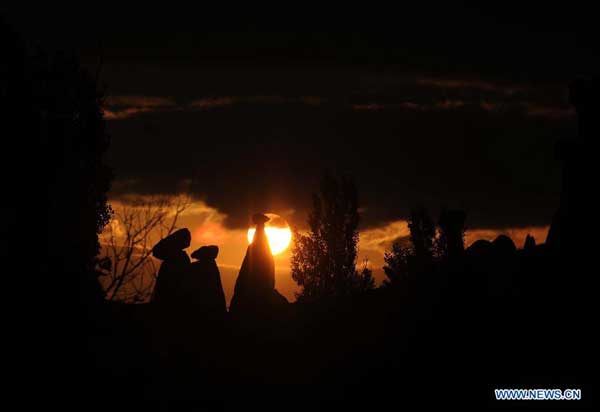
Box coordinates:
[1,20,113,306]
[383,206,440,286]
[291,173,373,302]
[408,206,436,265]
[358,258,376,291]
[436,208,466,261]
[44,51,114,304]
[383,241,412,286]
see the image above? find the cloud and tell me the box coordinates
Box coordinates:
[352,101,468,112]
[188,97,235,109]
[104,107,157,120]
[105,95,177,108]
[359,220,410,252]
[358,73,536,99]
[104,95,178,119]
[104,95,326,120]
[351,103,386,111]
[483,101,574,119]
[480,101,499,111]
[350,74,572,119]
[299,96,324,106]
[415,76,526,96]
[103,68,570,232]
[188,95,325,110]
[105,192,224,233]
[522,103,575,119]
[349,98,573,119]
[103,79,571,121]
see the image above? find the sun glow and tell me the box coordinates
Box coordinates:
[247,214,292,255]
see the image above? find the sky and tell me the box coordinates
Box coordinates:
[4,4,598,302]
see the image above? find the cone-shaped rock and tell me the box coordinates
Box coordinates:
[229,213,287,317]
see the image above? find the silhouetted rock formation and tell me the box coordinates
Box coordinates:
[152,228,192,260]
[492,234,516,255]
[523,234,536,251]
[487,235,518,297]
[464,239,493,291]
[151,228,191,304]
[229,213,289,318]
[438,208,466,260]
[182,245,227,316]
[466,239,493,258]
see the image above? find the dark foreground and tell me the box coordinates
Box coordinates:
[69,244,594,407]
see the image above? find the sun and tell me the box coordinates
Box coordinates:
[247,213,292,255]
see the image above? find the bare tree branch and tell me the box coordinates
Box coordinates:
[97,195,191,303]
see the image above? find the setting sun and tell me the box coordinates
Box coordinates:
[247,213,292,255]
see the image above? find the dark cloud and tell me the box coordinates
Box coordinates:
[103,71,574,122]
[103,95,326,120]
[5,4,594,232]
[104,68,573,230]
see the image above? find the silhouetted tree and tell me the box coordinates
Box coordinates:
[408,206,436,268]
[1,20,113,308]
[383,241,412,286]
[436,208,466,261]
[291,173,368,302]
[357,258,376,291]
[383,206,445,285]
[98,195,190,302]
